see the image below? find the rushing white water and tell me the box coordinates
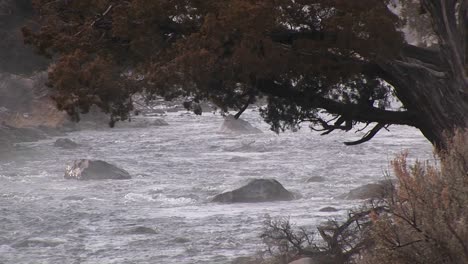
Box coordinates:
[0,109,432,264]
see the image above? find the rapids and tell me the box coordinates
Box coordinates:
[0,109,431,264]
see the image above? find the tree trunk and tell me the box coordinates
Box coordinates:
[380,0,468,148]
[381,58,468,148]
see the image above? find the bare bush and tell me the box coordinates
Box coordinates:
[260,216,317,263]
[260,207,382,264]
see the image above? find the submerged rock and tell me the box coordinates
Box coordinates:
[130,226,158,235]
[54,138,79,149]
[307,176,326,183]
[172,237,191,243]
[13,238,63,248]
[62,195,86,201]
[64,159,131,180]
[219,115,262,134]
[212,179,297,203]
[338,180,393,200]
[115,118,169,128]
[319,206,339,212]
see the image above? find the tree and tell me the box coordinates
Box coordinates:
[23,0,467,146]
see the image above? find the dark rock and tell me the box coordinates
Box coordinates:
[339,180,394,200]
[192,103,203,115]
[212,179,297,203]
[54,138,79,149]
[307,176,326,183]
[64,159,131,180]
[319,206,339,212]
[182,101,203,115]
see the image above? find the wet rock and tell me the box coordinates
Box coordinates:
[151,118,169,126]
[231,256,262,264]
[220,115,262,134]
[64,159,131,180]
[192,103,203,115]
[54,138,79,149]
[338,180,393,200]
[307,176,326,183]
[212,179,297,203]
[130,226,158,235]
[62,195,86,201]
[319,206,339,212]
[173,237,191,243]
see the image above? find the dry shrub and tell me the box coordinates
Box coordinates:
[361,130,468,264]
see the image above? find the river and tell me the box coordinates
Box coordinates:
[0,109,431,264]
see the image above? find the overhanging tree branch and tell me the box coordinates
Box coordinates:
[256,78,420,127]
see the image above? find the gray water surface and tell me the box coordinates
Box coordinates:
[0,110,431,264]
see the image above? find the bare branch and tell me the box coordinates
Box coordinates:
[344,123,386,146]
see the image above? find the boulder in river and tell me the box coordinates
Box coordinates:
[64,159,131,180]
[212,179,297,203]
[319,206,339,212]
[129,226,158,235]
[338,180,394,200]
[219,115,262,134]
[54,138,79,149]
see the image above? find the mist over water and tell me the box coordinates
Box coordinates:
[0,110,431,264]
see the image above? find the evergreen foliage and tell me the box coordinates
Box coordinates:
[22,0,468,145]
